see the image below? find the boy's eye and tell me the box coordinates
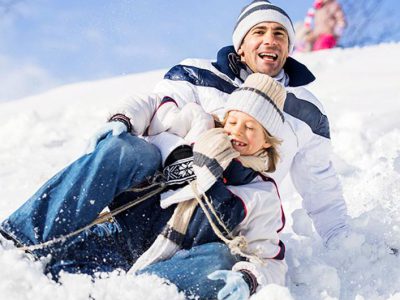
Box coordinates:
[246,126,254,130]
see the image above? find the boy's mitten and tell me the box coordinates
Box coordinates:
[193,128,239,193]
[208,270,252,300]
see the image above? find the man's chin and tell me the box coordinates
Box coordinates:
[255,65,279,77]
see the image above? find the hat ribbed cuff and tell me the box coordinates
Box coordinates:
[225,89,284,136]
[233,5,295,53]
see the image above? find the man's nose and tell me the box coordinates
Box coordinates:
[262,32,276,45]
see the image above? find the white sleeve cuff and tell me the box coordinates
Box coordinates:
[145,132,189,166]
[232,259,287,289]
[193,165,217,193]
[232,261,267,288]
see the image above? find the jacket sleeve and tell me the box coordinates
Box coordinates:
[147,101,214,144]
[288,88,349,244]
[153,74,199,106]
[110,92,161,136]
[227,181,287,288]
[110,64,199,136]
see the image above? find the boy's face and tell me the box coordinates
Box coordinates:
[223,110,271,156]
[237,22,289,77]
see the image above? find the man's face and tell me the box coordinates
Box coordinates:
[237,22,289,76]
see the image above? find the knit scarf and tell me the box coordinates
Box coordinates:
[237,149,269,173]
[129,146,268,273]
[273,69,290,87]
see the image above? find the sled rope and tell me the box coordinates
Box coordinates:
[189,181,265,264]
[127,173,166,193]
[18,173,264,266]
[18,183,167,252]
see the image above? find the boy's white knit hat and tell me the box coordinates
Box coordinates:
[225,73,286,136]
[233,0,295,53]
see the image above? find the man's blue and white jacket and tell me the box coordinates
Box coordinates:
[114,45,349,245]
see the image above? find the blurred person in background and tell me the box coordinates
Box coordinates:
[296,0,346,51]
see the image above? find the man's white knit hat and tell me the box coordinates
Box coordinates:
[225,73,286,136]
[232,0,295,53]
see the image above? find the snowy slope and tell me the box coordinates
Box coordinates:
[1,43,400,300]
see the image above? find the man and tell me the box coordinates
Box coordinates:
[97,0,349,297]
[1,1,349,300]
[106,0,348,244]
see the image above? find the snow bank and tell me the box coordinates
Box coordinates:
[1,43,399,299]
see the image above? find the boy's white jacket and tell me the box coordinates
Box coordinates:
[141,175,288,288]
[113,55,349,245]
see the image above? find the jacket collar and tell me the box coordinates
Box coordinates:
[212,45,316,87]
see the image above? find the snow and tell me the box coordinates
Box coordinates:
[1,43,400,299]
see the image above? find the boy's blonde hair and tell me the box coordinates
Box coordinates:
[261,127,281,173]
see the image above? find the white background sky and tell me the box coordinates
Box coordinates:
[0,0,399,102]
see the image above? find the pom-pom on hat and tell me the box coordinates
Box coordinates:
[232,0,295,53]
[225,73,287,136]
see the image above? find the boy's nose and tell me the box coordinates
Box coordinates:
[231,126,242,137]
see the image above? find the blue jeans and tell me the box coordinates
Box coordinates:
[0,133,239,299]
[140,242,240,300]
[1,133,161,252]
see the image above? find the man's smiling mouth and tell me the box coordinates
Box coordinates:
[259,52,278,61]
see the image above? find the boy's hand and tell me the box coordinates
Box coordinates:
[193,128,239,192]
[208,270,250,300]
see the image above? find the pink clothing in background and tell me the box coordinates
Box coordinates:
[313,33,337,51]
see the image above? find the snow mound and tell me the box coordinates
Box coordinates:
[1,43,400,299]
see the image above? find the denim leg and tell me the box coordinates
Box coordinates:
[111,191,175,260]
[44,222,134,279]
[0,133,161,251]
[139,242,240,300]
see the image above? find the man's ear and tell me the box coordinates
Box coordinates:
[237,46,244,56]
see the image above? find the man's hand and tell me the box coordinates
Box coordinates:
[163,145,196,189]
[86,121,127,154]
[208,270,250,300]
